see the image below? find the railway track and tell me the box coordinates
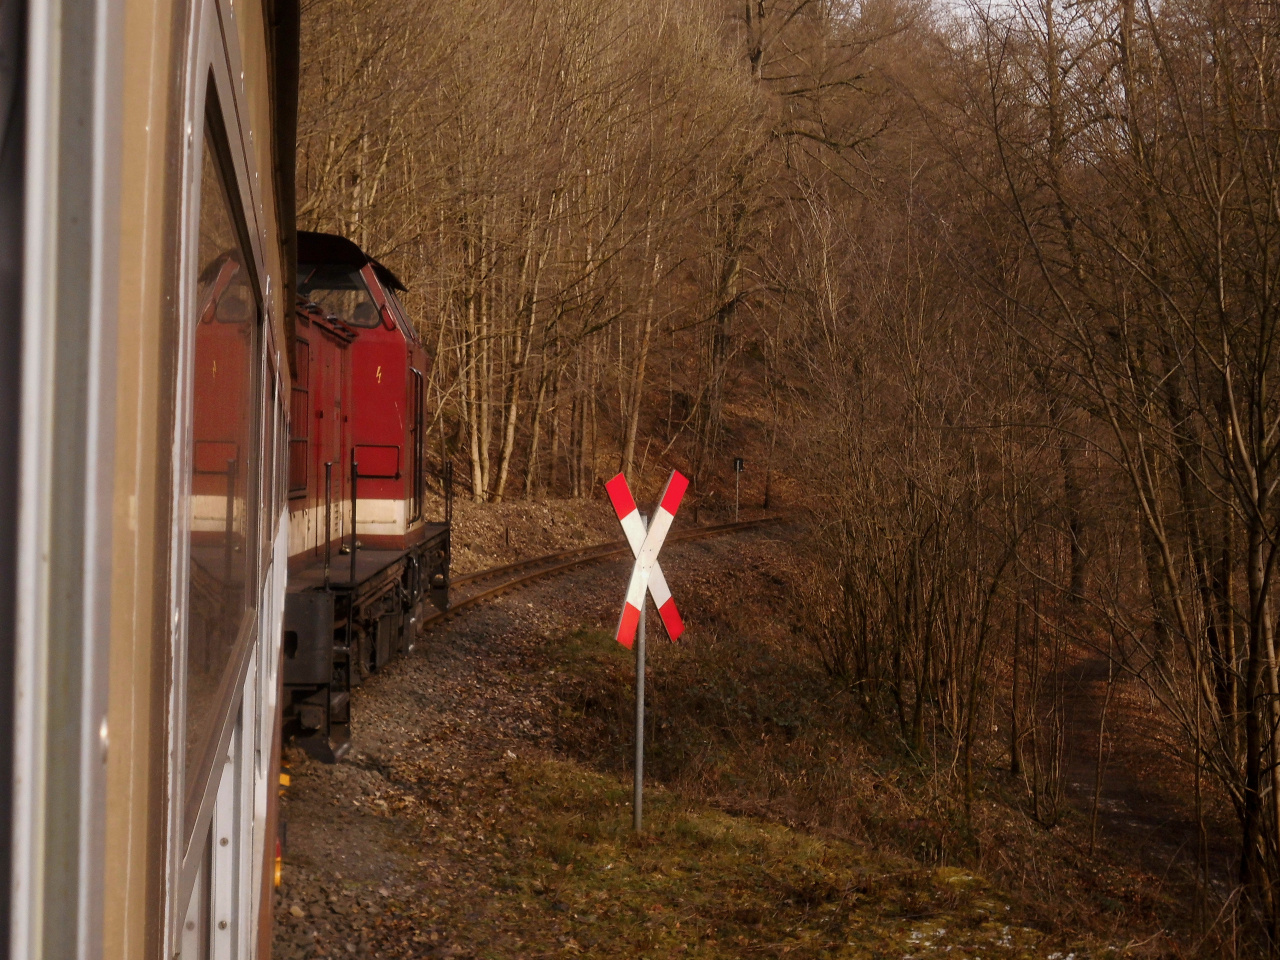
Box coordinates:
[420,515,788,630]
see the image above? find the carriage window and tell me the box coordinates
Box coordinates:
[184,121,260,828]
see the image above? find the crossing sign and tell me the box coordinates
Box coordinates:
[603,468,690,833]
[604,470,688,647]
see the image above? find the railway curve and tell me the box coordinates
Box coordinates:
[422,516,789,632]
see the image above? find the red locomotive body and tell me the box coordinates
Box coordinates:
[349,261,431,550]
[282,232,450,760]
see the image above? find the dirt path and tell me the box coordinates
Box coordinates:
[272,559,595,960]
[1054,653,1237,885]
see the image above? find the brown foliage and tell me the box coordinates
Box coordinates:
[298,0,1280,951]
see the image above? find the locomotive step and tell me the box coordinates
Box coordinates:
[329,690,350,721]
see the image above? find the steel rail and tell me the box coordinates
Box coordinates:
[421,515,787,631]
[448,541,627,588]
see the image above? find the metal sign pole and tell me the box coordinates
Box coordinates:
[634,511,647,833]
[604,472,689,831]
[733,458,744,522]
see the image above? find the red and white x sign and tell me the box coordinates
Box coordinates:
[605,470,689,648]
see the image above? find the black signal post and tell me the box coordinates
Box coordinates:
[733,457,744,521]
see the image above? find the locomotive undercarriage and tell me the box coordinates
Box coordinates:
[283,527,449,761]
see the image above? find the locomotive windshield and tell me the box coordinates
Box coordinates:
[384,285,417,340]
[298,263,381,327]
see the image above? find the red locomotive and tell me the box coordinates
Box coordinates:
[283,231,451,760]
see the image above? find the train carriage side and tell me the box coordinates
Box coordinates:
[1,0,301,957]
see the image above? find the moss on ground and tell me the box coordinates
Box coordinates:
[428,756,1068,959]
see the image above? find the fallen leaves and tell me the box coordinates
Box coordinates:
[273,523,1096,960]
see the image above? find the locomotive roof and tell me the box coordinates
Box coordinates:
[297,230,407,292]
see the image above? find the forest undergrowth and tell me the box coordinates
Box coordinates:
[546,537,1228,957]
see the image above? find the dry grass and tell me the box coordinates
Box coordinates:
[430,755,1063,959]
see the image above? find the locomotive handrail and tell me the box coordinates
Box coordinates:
[352,442,400,479]
[324,460,333,589]
[350,450,359,584]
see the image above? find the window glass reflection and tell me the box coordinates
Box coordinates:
[185,127,258,826]
[288,339,309,495]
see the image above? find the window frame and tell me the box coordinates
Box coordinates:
[163,0,275,950]
[180,85,265,853]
